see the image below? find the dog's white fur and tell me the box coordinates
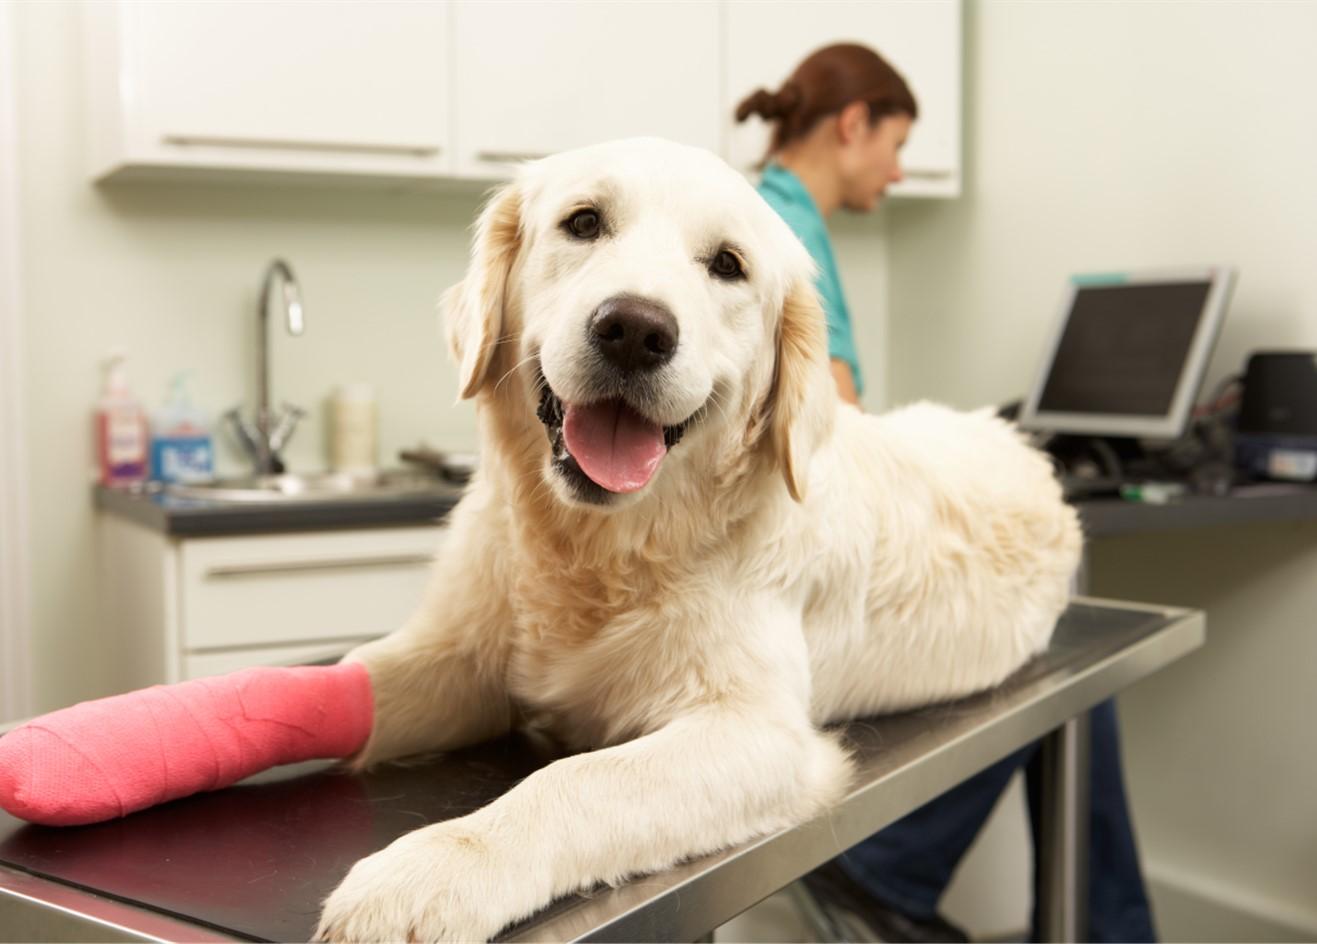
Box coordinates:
[315,138,1082,942]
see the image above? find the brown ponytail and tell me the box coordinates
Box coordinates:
[735,43,918,164]
[734,83,802,124]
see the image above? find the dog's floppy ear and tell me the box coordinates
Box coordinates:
[443,184,523,400]
[770,278,835,502]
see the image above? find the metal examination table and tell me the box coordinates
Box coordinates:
[0,598,1203,943]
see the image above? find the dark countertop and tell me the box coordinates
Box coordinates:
[94,481,463,537]
[1077,482,1317,537]
[0,600,1203,943]
[95,475,1317,540]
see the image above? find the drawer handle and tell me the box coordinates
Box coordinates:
[899,168,954,181]
[163,134,442,158]
[475,150,550,164]
[206,553,435,579]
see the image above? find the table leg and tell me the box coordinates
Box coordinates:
[1036,713,1091,942]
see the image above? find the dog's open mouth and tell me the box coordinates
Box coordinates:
[537,383,694,497]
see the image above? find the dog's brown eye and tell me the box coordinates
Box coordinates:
[710,249,744,281]
[565,209,602,240]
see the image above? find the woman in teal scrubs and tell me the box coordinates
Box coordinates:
[737,44,1156,944]
[737,43,914,406]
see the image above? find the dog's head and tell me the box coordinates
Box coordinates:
[444,137,834,511]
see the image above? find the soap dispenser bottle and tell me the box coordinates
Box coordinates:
[95,348,149,487]
[150,371,214,484]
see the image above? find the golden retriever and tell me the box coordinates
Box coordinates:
[314,137,1082,942]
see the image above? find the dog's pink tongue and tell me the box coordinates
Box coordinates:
[563,401,667,493]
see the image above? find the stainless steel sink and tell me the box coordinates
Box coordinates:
[165,469,459,504]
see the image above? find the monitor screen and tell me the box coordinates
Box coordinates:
[1018,266,1235,439]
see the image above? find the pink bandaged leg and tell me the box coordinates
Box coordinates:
[0,662,373,826]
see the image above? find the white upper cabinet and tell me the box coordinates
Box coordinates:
[82,1,959,196]
[450,0,722,180]
[724,0,961,197]
[84,1,451,182]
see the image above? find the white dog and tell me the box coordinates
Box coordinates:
[315,138,1082,942]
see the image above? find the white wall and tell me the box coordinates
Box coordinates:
[8,1,892,715]
[13,1,478,714]
[887,2,1317,939]
[1,0,33,725]
[888,0,1317,411]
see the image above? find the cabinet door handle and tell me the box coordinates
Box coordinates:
[162,134,442,158]
[475,150,550,164]
[205,553,435,579]
[900,168,954,181]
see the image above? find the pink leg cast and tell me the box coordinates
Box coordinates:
[0,662,373,826]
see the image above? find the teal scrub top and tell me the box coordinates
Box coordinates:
[756,163,863,395]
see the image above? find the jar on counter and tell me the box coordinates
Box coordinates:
[330,383,378,475]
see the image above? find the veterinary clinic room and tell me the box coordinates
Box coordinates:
[3,0,1317,942]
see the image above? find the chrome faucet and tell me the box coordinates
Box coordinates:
[226,259,307,475]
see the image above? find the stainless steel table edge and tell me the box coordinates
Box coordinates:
[506,599,1204,943]
[0,864,246,943]
[1069,594,1193,616]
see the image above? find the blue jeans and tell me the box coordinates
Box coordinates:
[834,700,1156,943]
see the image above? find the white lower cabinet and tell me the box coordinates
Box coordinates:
[100,516,445,689]
[182,642,368,682]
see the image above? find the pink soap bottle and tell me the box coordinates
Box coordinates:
[95,349,149,487]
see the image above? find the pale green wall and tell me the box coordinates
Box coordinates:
[888,2,1317,938]
[888,2,1317,411]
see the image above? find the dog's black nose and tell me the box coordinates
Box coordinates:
[589,295,678,372]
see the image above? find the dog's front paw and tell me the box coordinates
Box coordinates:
[314,818,529,943]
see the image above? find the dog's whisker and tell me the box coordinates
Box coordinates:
[710,388,732,425]
[705,387,734,433]
[508,460,559,509]
[493,350,542,395]
[471,330,518,358]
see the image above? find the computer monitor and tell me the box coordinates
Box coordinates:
[1017,265,1236,439]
